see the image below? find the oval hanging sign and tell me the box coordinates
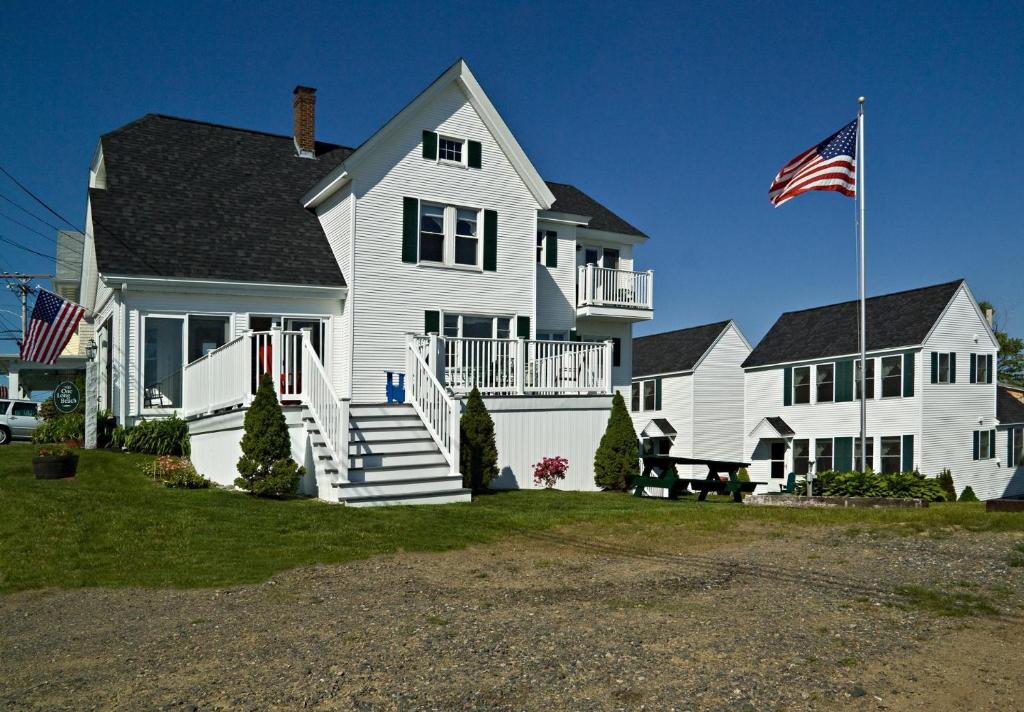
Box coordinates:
[53,381,81,414]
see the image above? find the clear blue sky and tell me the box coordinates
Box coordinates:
[1,0,1021,374]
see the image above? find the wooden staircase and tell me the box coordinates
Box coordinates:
[322,403,470,506]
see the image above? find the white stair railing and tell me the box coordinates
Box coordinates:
[299,329,348,475]
[406,335,460,477]
[183,334,250,417]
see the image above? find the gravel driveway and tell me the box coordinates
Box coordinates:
[2,523,1022,711]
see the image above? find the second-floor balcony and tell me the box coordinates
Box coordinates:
[576,264,654,321]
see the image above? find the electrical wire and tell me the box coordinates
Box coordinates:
[0,193,81,237]
[0,163,81,231]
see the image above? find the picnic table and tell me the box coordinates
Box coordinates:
[631,455,762,503]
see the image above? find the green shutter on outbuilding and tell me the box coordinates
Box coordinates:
[903,353,915,397]
[969,353,977,383]
[422,130,437,160]
[836,359,854,402]
[655,378,663,410]
[1011,429,1017,466]
[949,352,956,383]
[902,434,914,472]
[467,140,482,168]
[517,316,530,339]
[931,352,938,383]
[834,437,853,472]
[545,232,557,268]
[783,367,793,406]
[483,209,497,271]
[402,197,419,263]
[424,310,440,335]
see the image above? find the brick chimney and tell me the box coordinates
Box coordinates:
[293,86,317,158]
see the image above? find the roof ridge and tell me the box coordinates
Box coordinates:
[105,113,356,151]
[778,279,965,317]
[634,320,731,342]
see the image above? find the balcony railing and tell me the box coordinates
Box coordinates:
[409,334,613,397]
[577,264,653,310]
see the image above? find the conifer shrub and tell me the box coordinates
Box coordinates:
[459,387,498,492]
[936,468,957,502]
[594,391,639,491]
[234,373,302,497]
[958,486,979,502]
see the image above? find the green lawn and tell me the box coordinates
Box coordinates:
[1,444,1022,593]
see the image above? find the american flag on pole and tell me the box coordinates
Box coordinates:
[20,289,85,365]
[769,118,858,207]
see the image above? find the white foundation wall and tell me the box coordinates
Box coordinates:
[188,407,320,497]
[486,396,612,491]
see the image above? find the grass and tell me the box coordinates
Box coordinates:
[2,444,1023,593]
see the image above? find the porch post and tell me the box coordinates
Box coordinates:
[646,270,654,309]
[404,333,416,404]
[587,263,597,305]
[243,330,255,408]
[429,333,445,386]
[299,327,313,401]
[515,337,526,396]
[604,339,614,394]
[270,325,283,400]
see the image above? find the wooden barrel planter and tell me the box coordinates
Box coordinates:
[32,453,79,479]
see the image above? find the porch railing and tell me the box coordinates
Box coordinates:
[577,264,653,310]
[405,335,460,476]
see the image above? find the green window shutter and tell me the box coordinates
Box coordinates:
[949,352,956,383]
[834,437,853,472]
[422,130,437,160]
[402,197,419,263]
[903,353,915,397]
[902,434,915,472]
[612,337,621,368]
[969,353,977,383]
[991,429,997,458]
[655,378,663,410]
[783,367,792,406]
[987,354,994,383]
[516,316,530,339]
[545,231,557,268]
[467,140,482,168]
[930,351,938,383]
[1011,429,1017,466]
[835,359,853,402]
[973,430,980,461]
[569,329,581,342]
[483,209,498,271]
[424,310,440,335]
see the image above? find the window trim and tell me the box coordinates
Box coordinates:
[937,352,952,384]
[880,435,903,474]
[815,438,834,473]
[632,377,661,413]
[816,363,835,403]
[792,365,811,405]
[437,135,466,166]
[855,357,875,400]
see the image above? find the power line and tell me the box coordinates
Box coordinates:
[0,193,80,237]
[0,210,58,243]
[0,163,81,232]
[0,232,55,260]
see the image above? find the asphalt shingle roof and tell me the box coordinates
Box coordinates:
[766,416,795,437]
[998,385,1024,424]
[633,321,732,378]
[91,114,353,286]
[742,280,965,369]
[546,182,647,238]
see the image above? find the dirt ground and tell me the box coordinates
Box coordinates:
[2,523,1022,711]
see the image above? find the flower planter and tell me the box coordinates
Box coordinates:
[32,454,79,480]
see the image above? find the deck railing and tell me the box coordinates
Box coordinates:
[577,264,653,310]
[405,335,460,476]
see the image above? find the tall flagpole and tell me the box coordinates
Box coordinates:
[857,97,867,472]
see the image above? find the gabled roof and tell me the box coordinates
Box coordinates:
[743,280,965,369]
[999,384,1024,425]
[641,418,678,438]
[545,182,647,238]
[633,321,733,378]
[749,416,795,439]
[91,114,351,286]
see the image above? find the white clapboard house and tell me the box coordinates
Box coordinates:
[997,383,1024,496]
[629,321,751,476]
[77,60,655,505]
[742,279,1021,500]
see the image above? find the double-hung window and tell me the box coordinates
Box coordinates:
[816,363,835,403]
[880,436,902,473]
[976,353,990,384]
[792,439,810,475]
[974,429,995,460]
[643,380,656,410]
[880,356,902,398]
[454,208,478,266]
[419,203,445,263]
[854,437,875,471]
[855,358,875,399]
[937,352,952,383]
[419,203,482,268]
[632,378,661,412]
[438,136,463,164]
[815,438,834,473]
[792,366,811,404]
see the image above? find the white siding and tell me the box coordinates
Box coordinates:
[347,80,539,402]
[630,372,697,476]
[316,187,354,396]
[535,219,576,335]
[577,320,633,392]
[692,324,750,463]
[921,286,1001,498]
[995,428,1024,498]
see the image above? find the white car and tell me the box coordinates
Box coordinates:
[0,399,41,444]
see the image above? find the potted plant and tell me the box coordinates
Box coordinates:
[32,444,79,480]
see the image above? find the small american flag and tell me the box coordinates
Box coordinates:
[769,118,858,207]
[20,289,85,365]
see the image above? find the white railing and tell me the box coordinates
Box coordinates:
[577,264,653,310]
[405,335,460,476]
[432,336,612,396]
[182,334,250,417]
[301,334,348,470]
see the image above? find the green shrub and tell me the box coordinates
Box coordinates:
[459,387,498,492]
[798,469,947,501]
[234,373,301,497]
[33,413,85,444]
[594,391,639,491]
[958,486,980,502]
[142,456,209,489]
[936,468,957,502]
[124,415,190,456]
[110,424,128,450]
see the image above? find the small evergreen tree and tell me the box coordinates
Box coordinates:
[459,387,498,492]
[235,373,302,497]
[958,485,979,502]
[594,391,639,491]
[936,468,957,502]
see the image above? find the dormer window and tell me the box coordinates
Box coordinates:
[439,136,464,164]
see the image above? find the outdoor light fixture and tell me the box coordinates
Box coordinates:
[85,338,97,360]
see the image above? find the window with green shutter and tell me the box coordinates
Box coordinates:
[422,130,437,160]
[834,437,853,472]
[835,359,854,402]
[467,140,481,168]
[483,210,497,271]
[903,353,915,397]
[901,434,914,472]
[424,310,440,335]
[402,197,419,263]
[783,367,793,406]
[516,315,530,339]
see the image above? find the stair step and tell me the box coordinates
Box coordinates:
[349,426,431,443]
[341,488,472,507]
[350,451,447,470]
[347,463,451,481]
[349,437,437,456]
[334,475,464,499]
[349,404,415,418]
[350,415,424,430]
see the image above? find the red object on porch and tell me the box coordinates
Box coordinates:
[255,342,301,399]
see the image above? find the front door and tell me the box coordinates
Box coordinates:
[770,441,786,479]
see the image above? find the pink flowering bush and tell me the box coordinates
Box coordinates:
[532,456,569,489]
[142,456,209,489]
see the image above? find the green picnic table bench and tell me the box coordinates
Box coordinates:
[631,455,761,503]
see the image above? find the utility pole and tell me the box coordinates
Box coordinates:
[1,273,52,344]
